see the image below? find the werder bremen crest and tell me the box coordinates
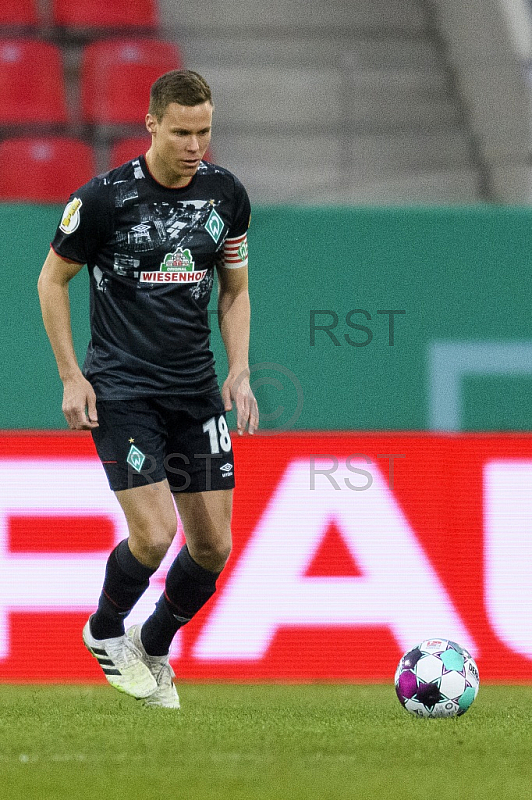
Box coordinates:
[126,444,146,472]
[205,208,224,243]
[161,247,195,272]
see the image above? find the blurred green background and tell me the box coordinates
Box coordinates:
[3,204,531,431]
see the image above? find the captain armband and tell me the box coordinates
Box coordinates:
[221,233,248,269]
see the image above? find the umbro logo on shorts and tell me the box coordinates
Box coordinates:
[220,462,233,477]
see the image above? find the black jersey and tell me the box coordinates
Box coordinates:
[51,156,251,400]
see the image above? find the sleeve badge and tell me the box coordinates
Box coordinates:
[60,197,83,234]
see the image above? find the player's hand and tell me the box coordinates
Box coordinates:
[62,375,99,430]
[222,369,259,436]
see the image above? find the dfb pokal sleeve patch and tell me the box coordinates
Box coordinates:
[59,197,83,234]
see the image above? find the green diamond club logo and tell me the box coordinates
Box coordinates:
[205,208,224,243]
[127,444,146,472]
[161,247,195,272]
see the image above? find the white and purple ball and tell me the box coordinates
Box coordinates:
[395,638,479,718]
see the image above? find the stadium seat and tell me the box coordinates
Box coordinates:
[0,0,38,28]
[52,0,158,33]
[0,137,95,202]
[81,38,182,125]
[0,40,67,125]
[110,136,151,168]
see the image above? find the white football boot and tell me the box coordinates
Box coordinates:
[83,617,158,699]
[126,624,181,709]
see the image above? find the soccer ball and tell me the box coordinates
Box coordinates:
[394,638,479,718]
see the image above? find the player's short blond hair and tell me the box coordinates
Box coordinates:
[149,70,213,119]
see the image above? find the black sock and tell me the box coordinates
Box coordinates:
[90,539,157,639]
[141,545,220,656]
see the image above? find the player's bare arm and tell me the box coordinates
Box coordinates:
[37,248,98,430]
[217,263,259,435]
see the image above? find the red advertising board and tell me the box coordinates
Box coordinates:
[1,431,532,683]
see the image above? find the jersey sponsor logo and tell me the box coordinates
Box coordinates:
[139,247,207,283]
[205,209,224,243]
[60,198,82,234]
[140,269,208,283]
[161,247,195,272]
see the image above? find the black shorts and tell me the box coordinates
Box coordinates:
[91,396,235,493]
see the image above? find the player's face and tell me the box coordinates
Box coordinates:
[145,101,213,188]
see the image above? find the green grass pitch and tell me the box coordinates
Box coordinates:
[0,684,530,800]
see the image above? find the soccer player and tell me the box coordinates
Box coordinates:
[37,70,259,708]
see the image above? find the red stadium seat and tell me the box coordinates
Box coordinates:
[52,0,158,32]
[81,38,182,125]
[110,136,151,168]
[0,40,67,125]
[0,137,96,202]
[0,0,38,27]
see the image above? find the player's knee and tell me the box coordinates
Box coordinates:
[214,539,232,570]
[191,537,232,573]
[129,520,177,568]
[135,538,172,568]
